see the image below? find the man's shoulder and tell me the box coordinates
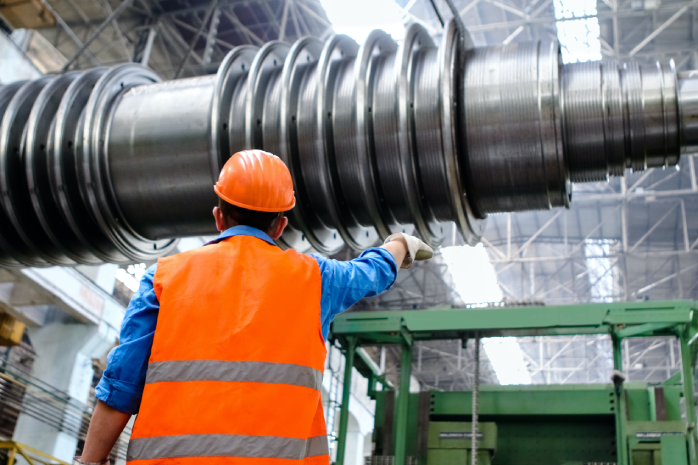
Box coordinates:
[277,248,322,272]
[154,241,222,276]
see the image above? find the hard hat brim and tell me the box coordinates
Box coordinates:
[214,184,296,212]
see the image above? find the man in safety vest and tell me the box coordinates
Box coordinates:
[77,150,433,464]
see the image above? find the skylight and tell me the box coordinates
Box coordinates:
[483,338,533,385]
[441,243,503,305]
[442,243,532,385]
[554,0,602,63]
[318,0,406,43]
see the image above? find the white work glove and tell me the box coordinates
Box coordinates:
[384,233,434,269]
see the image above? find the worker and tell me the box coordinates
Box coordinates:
[76,150,433,464]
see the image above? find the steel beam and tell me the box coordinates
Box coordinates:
[140,25,157,66]
[679,329,698,463]
[94,0,132,60]
[629,5,691,57]
[331,301,697,340]
[174,0,220,78]
[202,7,222,65]
[335,336,356,465]
[611,333,628,465]
[61,0,135,71]
[465,1,698,33]
[39,0,101,66]
[393,338,413,465]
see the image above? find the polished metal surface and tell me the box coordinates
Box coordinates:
[678,71,698,154]
[51,67,124,264]
[25,71,83,265]
[0,81,30,267]
[462,41,568,216]
[562,61,617,182]
[272,37,321,252]
[562,60,679,182]
[0,77,56,267]
[0,20,693,266]
[81,64,177,262]
[108,75,220,240]
[438,22,485,244]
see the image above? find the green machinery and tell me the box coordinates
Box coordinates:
[329,300,698,465]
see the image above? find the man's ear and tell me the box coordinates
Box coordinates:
[269,216,289,240]
[213,206,226,232]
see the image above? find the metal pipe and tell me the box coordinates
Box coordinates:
[394,339,413,465]
[611,334,628,465]
[471,334,480,465]
[679,329,698,464]
[335,336,356,465]
[0,20,696,266]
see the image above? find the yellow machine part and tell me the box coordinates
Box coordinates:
[0,314,24,347]
[0,439,69,465]
[0,0,55,29]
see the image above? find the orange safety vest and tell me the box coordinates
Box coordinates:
[127,235,329,464]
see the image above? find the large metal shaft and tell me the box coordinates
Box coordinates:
[1,20,697,266]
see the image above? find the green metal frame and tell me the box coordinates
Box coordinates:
[329,300,698,465]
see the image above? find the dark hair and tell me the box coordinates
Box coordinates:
[218,198,283,232]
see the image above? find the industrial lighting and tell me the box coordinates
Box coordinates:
[441,243,503,305]
[115,263,147,293]
[554,0,602,63]
[318,0,405,42]
[482,338,533,385]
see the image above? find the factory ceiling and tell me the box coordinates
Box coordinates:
[1,0,331,78]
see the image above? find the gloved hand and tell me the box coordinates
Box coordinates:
[383,233,434,269]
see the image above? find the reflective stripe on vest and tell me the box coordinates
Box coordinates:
[127,434,329,461]
[146,360,323,391]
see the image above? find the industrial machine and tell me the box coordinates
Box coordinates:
[329,300,698,465]
[0,20,697,266]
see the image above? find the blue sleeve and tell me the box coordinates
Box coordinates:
[95,264,159,414]
[312,247,398,341]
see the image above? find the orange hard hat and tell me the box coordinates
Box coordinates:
[214,150,296,212]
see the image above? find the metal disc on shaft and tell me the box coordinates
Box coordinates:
[348,29,396,241]
[0,77,56,267]
[245,41,291,151]
[259,38,309,252]
[315,33,380,251]
[25,71,92,265]
[212,45,259,177]
[0,82,26,267]
[277,37,324,253]
[50,67,128,264]
[438,19,485,246]
[80,64,178,262]
[292,35,348,254]
[395,23,447,247]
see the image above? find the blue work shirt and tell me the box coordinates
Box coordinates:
[95,225,397,414]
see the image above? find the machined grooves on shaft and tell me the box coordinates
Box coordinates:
[0,20,690,267]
